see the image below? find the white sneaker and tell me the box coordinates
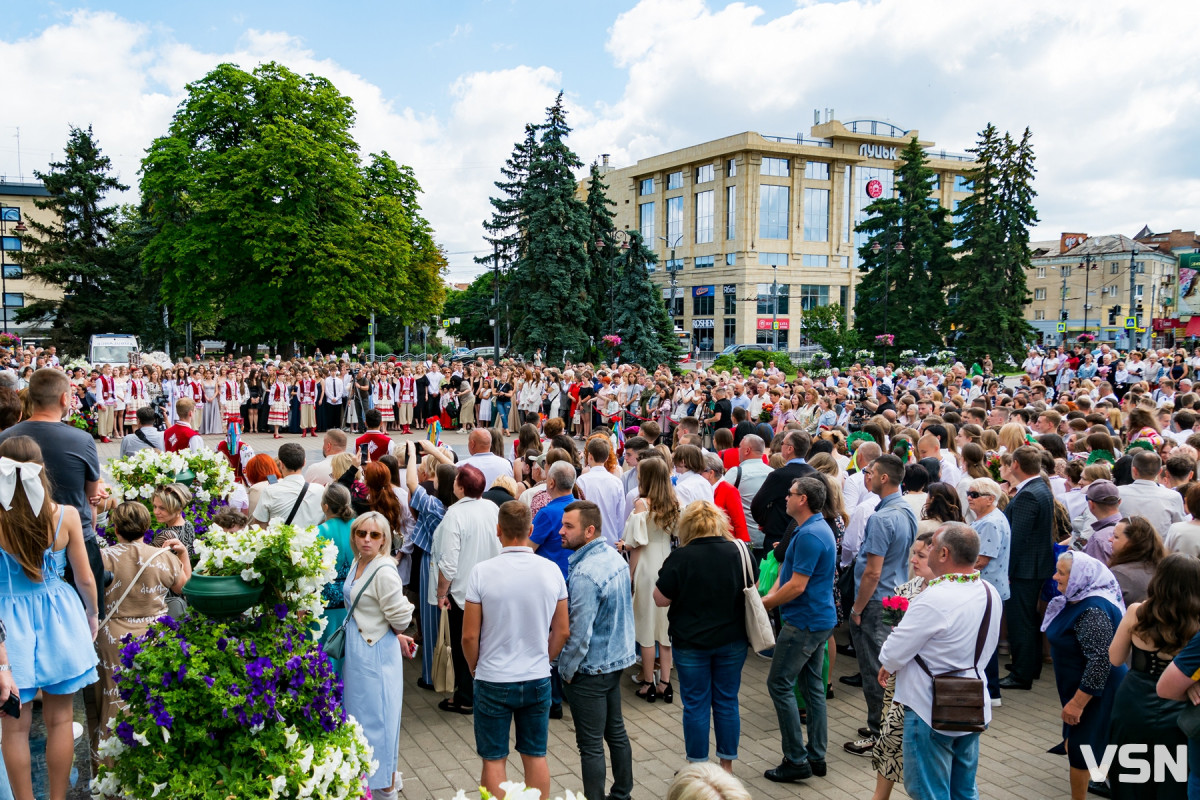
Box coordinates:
[394,772,403,792]
[989,697,1002,707]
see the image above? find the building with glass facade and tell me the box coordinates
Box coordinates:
[600,119,975,353]
[0,180,58,339]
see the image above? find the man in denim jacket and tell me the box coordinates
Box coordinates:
[558,500,636,800]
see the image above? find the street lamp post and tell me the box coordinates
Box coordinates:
[1129,247,1139,350]
[0,207,28,335]
[870,238,905,367]
[658,233,682,346]
[1058,272,1068,349]
[492,239,501,362]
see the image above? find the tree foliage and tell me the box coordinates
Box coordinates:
[612,232,678,367]
[947,125,1039,363]
[801,304,860,365]
[444,271,506,347]
[852,137,955,355]
[11,126,168,352]
[140,62,444,356]
[583,163,619,340]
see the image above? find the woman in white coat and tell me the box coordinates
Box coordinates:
[342,511,416,800]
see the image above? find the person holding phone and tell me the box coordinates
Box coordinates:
[343,511,416,800]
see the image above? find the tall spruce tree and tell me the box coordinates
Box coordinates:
[12,125,131,352]
[509,93,591,360]
[612,232,678,366]
[948,125,1037,363]
[852,137,954,354]
[583,163,619,340]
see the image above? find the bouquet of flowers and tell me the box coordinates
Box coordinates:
[758,402,774,423]
[1077,333,1096,343]
[67,408,96,436]
[882,594,909,626]
[601,334,622,348]
[0,332,21,349]
[193,520,338,624]
[108,447,237,506]
[874,334,895,346]
[985,452,1004,483]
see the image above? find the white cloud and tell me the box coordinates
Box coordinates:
[4,2,1199,287]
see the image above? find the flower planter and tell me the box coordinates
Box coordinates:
[182,574,264,617]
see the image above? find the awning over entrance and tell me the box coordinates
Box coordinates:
[1186,317,1200,338]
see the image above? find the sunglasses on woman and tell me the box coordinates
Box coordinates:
[965,491,986,499]
[354,529,383,540]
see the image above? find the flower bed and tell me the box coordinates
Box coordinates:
[109,448,237,506]
[93,522,358,800]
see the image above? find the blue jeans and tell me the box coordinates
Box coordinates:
[902,708,981,800]
[767,623,833,764]
[674,640,747,762]
[496,401,512,429]
[473,677,551,760]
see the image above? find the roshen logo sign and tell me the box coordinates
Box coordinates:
[859,144,898,159]
[1081,744,1188,784]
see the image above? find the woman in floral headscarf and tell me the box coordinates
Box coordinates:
[1043,550,1128,800]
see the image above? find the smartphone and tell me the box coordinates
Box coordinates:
[1,693,20,719]
[406,642,419,660]
[360,443,370,465]
[266,474,277,485]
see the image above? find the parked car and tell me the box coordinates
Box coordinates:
[451,346,506,363]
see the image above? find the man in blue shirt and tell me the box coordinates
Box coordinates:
[558,500,636,800]
[530,461,575,581]
[846,453,917,756]
[762,476,838,783]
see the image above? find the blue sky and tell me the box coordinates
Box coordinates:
[4,1,1199,280]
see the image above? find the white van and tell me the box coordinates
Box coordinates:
[89,334,140,366]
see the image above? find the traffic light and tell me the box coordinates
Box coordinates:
[1108,308,1117,326]
[1060,310,1069,321]
[1114,304,1121,316]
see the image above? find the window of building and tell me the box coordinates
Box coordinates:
[758,185,789,240]
[667,171,684,190]
[843,167,852,244]
[1036,267,1046,278]
[1111,263,1120,274]
[662,288,684,316]
[953,175,972,192]
[803,188,830,242]
[0,237,20,253]
[799,284,829,310]
[756,283,789,315]
[1062,265,1072,277]
[838,256,849,269]
[758,252,788,266]
[1034,288,1046,300]
[666,196,683,246]
[805,161,829,180]
[724,286,737,315]
[930,175,940,192]
[693,292,715,316]
[726,253,737,266]
[3,293,22,308]
[723,317,737,346]
[756,329,789,350]
[695,190,714,244]
[726,186,736,240]
[694,325,715,352]
[1034,310,1045,320]
[761,157,790,177]
[727,159,737,177]
[2,264,20,279]
[665,258,683,272]
[639,202,655,243]
[840,285,848,309]
[696,165,714,184]
[1136,262,1146,274]
[640,178,655,196]
[1136,284,1145,299]
[694,255,715,269]
[802,255,829,267]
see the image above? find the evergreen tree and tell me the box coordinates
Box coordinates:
[12,125,133,352]
[583,163,619,339]
[612,232,678,367]
[852,137,954,355]
[948,125,1037,363]
[509,93,591,360]
[476,124,538,276]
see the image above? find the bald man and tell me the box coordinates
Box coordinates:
[844,442,882,510]
[461,428,514,490]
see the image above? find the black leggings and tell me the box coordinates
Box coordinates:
[448,597,473,706]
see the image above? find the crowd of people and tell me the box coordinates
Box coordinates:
[6,335,1200,799]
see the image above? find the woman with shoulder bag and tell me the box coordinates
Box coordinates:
[342,512,416,800]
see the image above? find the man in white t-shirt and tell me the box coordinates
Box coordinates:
[463,501,568,800]
[251,443,325,528]
[460,429,514,490]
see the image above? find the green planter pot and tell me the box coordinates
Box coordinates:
[182,574,265,618]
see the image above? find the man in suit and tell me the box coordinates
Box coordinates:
[1000,446,1055,690]
[751,430,817,557]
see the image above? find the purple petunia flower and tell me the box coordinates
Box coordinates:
[203,676,215,688]
[116,721,135,747]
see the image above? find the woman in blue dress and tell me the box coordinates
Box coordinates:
[343,511,415,800]
[0,436,98,800]
[1043,550,1128,800]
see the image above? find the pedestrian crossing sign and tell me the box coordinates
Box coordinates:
[1055,322,1066,333]
[1124,317,1137,329]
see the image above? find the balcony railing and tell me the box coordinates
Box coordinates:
[761,134,833,148]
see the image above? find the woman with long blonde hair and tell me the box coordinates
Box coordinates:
[623,458,679,702]
[998,422,1028,454]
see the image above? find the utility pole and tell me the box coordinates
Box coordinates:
[771,264,779,351]
[1129,247,1139,350]
[369,311,375,361]
[493,239,501,362]
[1060,272,1068,350]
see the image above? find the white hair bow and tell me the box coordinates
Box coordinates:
[0,457,45,517]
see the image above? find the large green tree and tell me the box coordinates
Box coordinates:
[612,231,678,367]
[508,93,591,360]
[852,137,955,355]
[947,125,1038,363]
[444,271,506,347]
[140,62,444,358]
[800,304,860,365]
[11,126,159,353]
[583,163,619,339]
